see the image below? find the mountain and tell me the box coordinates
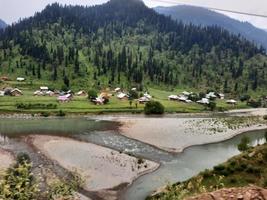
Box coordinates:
[0,0,266,93]
[154,5,267,49]
[0,19,7,29]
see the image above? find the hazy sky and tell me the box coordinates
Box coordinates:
[0,0,266,30]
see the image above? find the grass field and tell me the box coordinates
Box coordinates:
[0,81,251,115]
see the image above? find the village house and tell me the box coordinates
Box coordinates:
[168,95,179,101]
[218,93,225,100]
[138,96,150,104]
[76,90,87,96]
[144,92,152,99]
[0,90,4,96]
[226,99,237,105]
[197,98,210,105]
[182,91,191,96]
[57,95,70,103]
[40,86,49,92]
[16,77,25,82]
[10,88,23,96]
[206,92,217,99]
[92,97,105,105]
[114,88,121,93]
[117,92,129,100]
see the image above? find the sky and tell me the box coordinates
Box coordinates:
[0,0,266,30]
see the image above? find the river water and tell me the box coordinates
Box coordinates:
[0,117,266,200]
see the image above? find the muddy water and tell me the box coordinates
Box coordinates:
[0,117,266,200]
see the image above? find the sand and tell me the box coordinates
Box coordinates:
[30,135,159,191]
[114,117,267,153]
[0,148,14,172]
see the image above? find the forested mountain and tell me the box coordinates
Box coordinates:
[0,0,266,93]
[155,5,267,50]
[0,19,7,29]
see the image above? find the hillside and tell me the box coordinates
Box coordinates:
[0,19,7,29]
[148,143,267,200]
[154,5,267,50]
[0,0,266,93]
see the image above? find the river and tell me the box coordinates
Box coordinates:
[0,117,266,200]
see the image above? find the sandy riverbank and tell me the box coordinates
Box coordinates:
[114,116,267,153]
[0,148,14,172]
[30,135,159,192]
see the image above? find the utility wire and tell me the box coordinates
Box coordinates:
[149,0,267,18]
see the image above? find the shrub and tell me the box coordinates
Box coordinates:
[240,94,251,102]
[88,89,98,100]
[247,99,261,108]
[264,115,267,120]
[208,101,216,111]
[144,101,165,115]
[238,136,250,152]
[16,103,57,110]
[129,90,139,99]
[0,154,38,200]
[40,112,50,117]
[57,110,66,117]
[214,164,225,172]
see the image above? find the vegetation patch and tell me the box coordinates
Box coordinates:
[16,103,57,110]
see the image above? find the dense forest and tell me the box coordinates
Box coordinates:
[0,0,266,92]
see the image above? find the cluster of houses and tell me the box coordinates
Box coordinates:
[33,87,88,103]
[114,87,152,103]
[168,91,237,105]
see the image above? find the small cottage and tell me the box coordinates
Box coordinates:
[40,86,49,92]
[168,95,179,101]
[114,88,121,93]
[0,91,4,96]
[76,90,87,96]
[197,98,209,105]
[10,88,23,96]
[226,99,237,105]
[16,77,25,82]
[117,92,128,100]
[57,95,70,103]
[138,96,150,104]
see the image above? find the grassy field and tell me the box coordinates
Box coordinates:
[148,143,267,200]
[0,81,251,115]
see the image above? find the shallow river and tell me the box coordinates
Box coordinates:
[0,117,266,200]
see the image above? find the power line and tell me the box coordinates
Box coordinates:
[149,0,267,18]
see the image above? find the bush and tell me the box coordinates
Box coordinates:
[238,136,250,152]
[129,90,139,99]
[247,99,261,108]
[16,103,57,110]
[0,154,38,200]
[40,112,50,117]
[144,101,165,115]
[240,94,251,102]
[263,115,267,120]
[57,110,66,117]
[208,101,216,111]
[88,89,98,100]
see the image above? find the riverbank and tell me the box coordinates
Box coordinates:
[112,115,267,153]
[148,143,267,200]
[29,135,159,194]
[0,148,14,172]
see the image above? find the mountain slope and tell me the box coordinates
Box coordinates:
[0,0,266,93]
[154,5,267,49]
[0,19,7,29]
